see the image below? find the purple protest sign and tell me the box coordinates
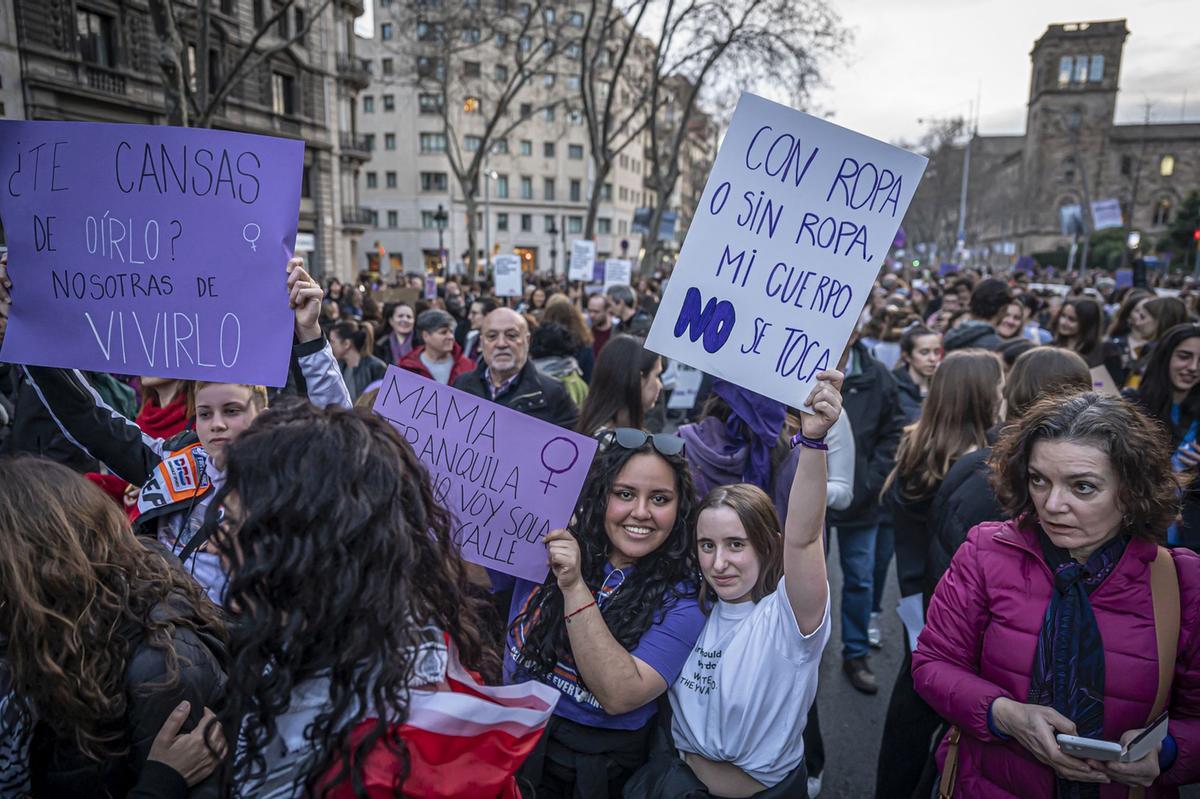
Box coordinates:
[373,366,598,582]
[0,120,304,386]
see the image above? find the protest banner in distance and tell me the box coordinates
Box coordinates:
[0,120,304,385]
[646,93,927,407]
[569,239,596,281]
[604,258,632,288]
[373,366,597,582]
[1091,198,1123,231]
[494,254,523,297]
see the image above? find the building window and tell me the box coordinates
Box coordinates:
[569,179,581,202]
[1153,198,1172,227]
[1160,155,1176,177]
[521,213,532,232]
[382,94,395,112]
[419,93,443,114]
[381,22,394,40]
[387,210,399,228]
[1120,154,1132,176]
[419,133,446,152]
[544,215,555,232]
[381,57,394,76]
[495,64,509,81]
[77,9,116,67]
[568,216,583,234]
[384,133,397,150]
[602,182,612,201]
[421,211,441,229]
[465,135,483,151]
[364,134,376,151]
[493,139,509,154]
[497,213,509,231]
[597,217,612,234]
[543,141,556,157]
[565,42,580,60]
[386,171,398,188]
[417,56,445,80]
[1057,56,1072,87]
[271,72,296,115]
[568,144,583,160]
[518,35,531,52]
[544,73,556,87]
[568,11,584,26]
[462,27,481,43]
[520,176,533,199]
[366,172,378,189]
[520,140,532,156]
[543,7,555,23]
[618,219,627,234]
[496,174,509,198]
[420,172,448,191]
[1088,54,1104,82]
[544,106,555,121]
[520,103,533,118]
[1073,55,1088,84]
[495,32,508,48]
[464,61,481,78]
[293,7,305,43]
[363,95,375,113]
[567,75,581,90]
[543,178,555,201]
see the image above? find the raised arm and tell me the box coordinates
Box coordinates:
[286,260,352,409]
[783,370,843,635]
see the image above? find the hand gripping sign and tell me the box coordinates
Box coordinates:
[646,93,927,408]
[374,366,598,583]
[0,120,304,386]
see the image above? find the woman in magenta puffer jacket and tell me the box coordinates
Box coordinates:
[913,392,1200,798]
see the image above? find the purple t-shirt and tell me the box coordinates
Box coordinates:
[494,563,704,730]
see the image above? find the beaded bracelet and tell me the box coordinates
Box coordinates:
[790,431,829,451]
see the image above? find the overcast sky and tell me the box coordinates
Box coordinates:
[808,0,1199,145]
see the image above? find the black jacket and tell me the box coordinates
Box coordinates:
[925,443,1005,602]
[827,342,905,530]
[453,359,579,429]
[943,320,1003,352]
[891,364,925,425]
[25,601,227,799]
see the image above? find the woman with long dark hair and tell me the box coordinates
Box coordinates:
[542,295,596,382]
[500,430,705,797]
[1052,297,1106,367]
[330,320,388,402]
[1123,296,1189,389]
[0,457,228,797]
[213,402,552,798]
[1128,322,1200,550]
[575,335,663,436]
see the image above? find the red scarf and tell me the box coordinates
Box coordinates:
[137,390,190,440]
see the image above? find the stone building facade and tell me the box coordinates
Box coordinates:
[3,0,369,278]
[941,20,1199,266]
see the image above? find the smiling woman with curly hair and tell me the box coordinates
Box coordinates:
[0,456,227,798]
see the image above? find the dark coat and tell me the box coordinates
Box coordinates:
[453,359,579,429]
[26,602,227,799]
[925,442,1005,603]
[891,364,925,425]
[827,342,905,531]
[943,320,1004,352]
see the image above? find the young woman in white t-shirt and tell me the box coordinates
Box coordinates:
[625,370,843,798]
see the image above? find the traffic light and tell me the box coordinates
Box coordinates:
[1193,229,1200,242]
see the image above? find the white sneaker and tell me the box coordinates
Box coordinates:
[807,774,823,798]
[868,611,882,649]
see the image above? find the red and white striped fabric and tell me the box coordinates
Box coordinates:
[320,641,559,799]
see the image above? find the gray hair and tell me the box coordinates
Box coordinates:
[606,284,636,308]
[416,309,456,334]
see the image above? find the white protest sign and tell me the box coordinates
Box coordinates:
[1090,198,1123,231]
[645,92,927,408]
[493,254,523,297]
[569,240,596,281]
[604,258,632,289]
[667,364,704,410]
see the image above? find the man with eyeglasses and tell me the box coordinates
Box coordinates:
[453,307,578,429]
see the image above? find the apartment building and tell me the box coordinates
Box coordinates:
[356,1,658,278]
[4,0,369,278]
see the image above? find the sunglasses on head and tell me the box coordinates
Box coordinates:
[599,427,686,457]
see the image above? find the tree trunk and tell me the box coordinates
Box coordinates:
[583,160,611,240]
[147,0,189,126]
[463,193,479,282]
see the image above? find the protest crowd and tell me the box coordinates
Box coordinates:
[2,245,1200,799]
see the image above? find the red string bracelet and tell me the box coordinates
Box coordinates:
[566,600,597,623]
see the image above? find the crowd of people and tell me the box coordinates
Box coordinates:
[1,250,1199,799]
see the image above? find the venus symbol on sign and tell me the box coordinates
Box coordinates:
[242,222,261,252]
[539,437,580,493]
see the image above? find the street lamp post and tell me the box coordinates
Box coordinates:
[434,203,448,277]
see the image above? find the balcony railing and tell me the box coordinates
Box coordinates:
[336,55,371,88]
[85,66,127,95]
[342,205,374,227]
[339,131,371,158]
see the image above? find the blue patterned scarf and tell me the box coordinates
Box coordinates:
[1028,529,1129,799]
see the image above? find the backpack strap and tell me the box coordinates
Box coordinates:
[1148,546,1180,721]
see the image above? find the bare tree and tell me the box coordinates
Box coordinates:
[378,0,578,280]
[146,0,331,128]
[898,118,967,261]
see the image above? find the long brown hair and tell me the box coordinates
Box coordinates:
[884,350,1003,500]
[543,294,593,346]
[694,484,784,611]
[0,457,224,762]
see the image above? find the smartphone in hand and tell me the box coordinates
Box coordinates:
[1056,713,1168,763]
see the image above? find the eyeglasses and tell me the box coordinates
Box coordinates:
[599,427,686,457]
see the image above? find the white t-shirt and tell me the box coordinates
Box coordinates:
[669,577,831,787]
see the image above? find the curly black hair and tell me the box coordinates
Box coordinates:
[511,440,699,684]
[212,400,498,797]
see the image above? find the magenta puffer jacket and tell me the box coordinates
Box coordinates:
[912,519,1200,798]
